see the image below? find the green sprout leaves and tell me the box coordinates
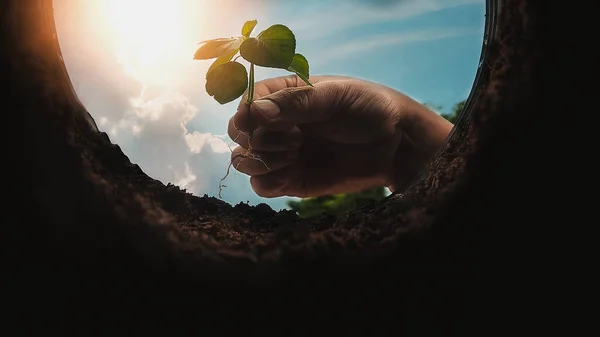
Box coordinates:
[240,24,295,69]
[194,37,243,60]
[241,19,258,38]
[287,53,310,85]
[194,20,312,105]
[205,61,248,105]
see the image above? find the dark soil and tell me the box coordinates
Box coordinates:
[6,0,546,331]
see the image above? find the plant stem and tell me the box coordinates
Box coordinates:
[247,63,255,104]
[246,63,255,141]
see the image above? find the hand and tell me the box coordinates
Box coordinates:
[227,75,453,198]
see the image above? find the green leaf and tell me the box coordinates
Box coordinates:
[198,37,237,44]
[207,48,238,74]
[205,62,248,104]
[241,19,258,38]
[287,53,312,86]
[194,37,243,60]
[239,24,295,69]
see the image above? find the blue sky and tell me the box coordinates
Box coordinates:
[53,0,485,211]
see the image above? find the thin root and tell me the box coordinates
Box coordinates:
[218,160,233,199]
[218,118,271,198]
[217,149,271,199]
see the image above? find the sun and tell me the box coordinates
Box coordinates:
[77,0,255,88]
[103,0,189,85]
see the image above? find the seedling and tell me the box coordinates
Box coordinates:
[193,20,312,197]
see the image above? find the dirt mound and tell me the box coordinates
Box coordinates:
[6,0,544,330]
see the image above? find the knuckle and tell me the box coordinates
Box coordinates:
[328,81,353,101]
[231,157,249,175]
[227,119,238,139]
[278,87,312,110]
[282,74,300,87]
[230,147,246,161]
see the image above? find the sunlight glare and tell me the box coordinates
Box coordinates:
[103,0,191,86]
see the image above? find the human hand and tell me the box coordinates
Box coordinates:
[227,75,452,198]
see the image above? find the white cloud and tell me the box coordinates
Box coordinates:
[174,162,197,191]
[131,123,143,136]
[314,27,480,66]
[185,132,230,154]
[287,0,481,41]
[62,54,233,195]
[106,88,235,194]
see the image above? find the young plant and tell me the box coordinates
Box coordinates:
[193,20,312,197]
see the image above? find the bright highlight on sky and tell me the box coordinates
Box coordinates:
[53,0,485,211]
[104,0,183,84]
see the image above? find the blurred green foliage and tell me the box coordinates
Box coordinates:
[287,186,387,218]
[442,100,465,124]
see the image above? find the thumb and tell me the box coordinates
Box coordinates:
[249,82,340,130]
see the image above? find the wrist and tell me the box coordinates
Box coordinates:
[386,132,425,192]
[385,97,453,193]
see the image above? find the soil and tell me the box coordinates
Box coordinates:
[6,0,546,331]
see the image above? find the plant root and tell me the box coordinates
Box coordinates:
[218,120,271,199]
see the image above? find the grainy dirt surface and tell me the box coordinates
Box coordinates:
[6,0,544,331]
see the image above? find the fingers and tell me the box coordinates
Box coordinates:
[227,118,303,151]
[246,164,325,198]
[249,165,304,198]
[234,80,347,132]
[231,146,298,177]
[233,75,309,132]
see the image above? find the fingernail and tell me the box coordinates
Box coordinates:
[252,99,280,119]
